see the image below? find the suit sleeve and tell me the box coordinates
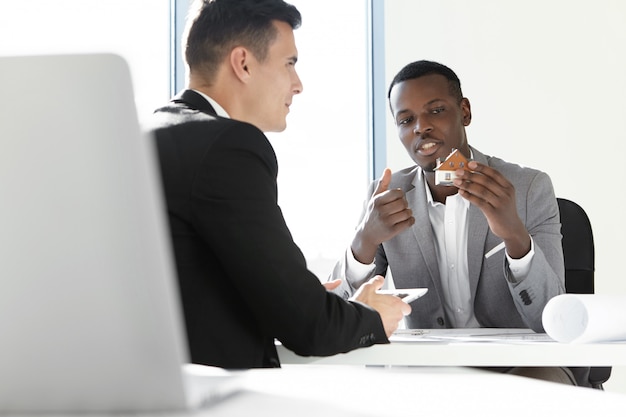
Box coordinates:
[504,171,565,332]
[189,123,387,355]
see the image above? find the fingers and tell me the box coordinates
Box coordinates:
[353,168,414,264]
[389,294,412,316]
[373,168,392,196]
[374,190,413,220]
[371,168,409,217]
[363,276,412,316]
[322,279,342,291]
[374,293,411,336]
[458,161,511,190]
[453,161,513,206]
[355,276,384,295]
[451,162,524,242]
[370,275,385,290]
[365,169,414,239]
[353,276,412,337]
[371,169,411,224]
[365,191,414,244]
[384,211,415,235]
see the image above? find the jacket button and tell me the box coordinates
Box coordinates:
[519,290,532,305]
[359,333,375,345]
[437,317,445,326]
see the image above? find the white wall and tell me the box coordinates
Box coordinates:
[384,0,626,393]
[0,0,170,124]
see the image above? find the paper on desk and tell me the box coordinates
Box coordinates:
[542,294,626,343]
[390,328,554,343]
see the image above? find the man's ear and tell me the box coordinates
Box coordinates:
[461,97,472,126]
[230,47,252,83]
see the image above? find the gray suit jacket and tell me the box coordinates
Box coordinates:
[332,147,565,332]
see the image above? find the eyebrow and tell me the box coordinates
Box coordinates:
[394,98,445,118]
[394,109,410,119]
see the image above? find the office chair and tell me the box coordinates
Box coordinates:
[556,198,611,389]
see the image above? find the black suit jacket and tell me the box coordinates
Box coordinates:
[149,90,386,369]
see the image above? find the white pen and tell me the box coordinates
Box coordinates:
[485,242,506,259]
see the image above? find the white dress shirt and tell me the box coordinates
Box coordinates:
[192,90,230,118]
[346,167,535,328]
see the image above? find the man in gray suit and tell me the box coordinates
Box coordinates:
[330,60,589,386]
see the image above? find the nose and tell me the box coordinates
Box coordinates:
[293,71,303,95]
[413,115,433,136]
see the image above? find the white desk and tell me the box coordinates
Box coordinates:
[277,328,626,367]
[202,366,626,416]
[11,366,626,416]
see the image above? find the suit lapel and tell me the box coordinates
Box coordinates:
[467,147,490,297]
[467,204,489,297]
[406,172,445,299]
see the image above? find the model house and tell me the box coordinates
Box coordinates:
[434,148,470,186]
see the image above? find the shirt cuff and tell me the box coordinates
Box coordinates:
[506,236,535,281]
[345,247,376,280]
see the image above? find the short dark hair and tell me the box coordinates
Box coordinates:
[184,0,301,81]
[387,60,463,103]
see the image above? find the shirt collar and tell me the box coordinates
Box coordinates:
[191,90,230,118]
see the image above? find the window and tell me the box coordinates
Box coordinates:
[2,0,373,280]
[266,0,371,278]
[171,0,374,279]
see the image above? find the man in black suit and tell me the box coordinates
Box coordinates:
[149,0,410,369]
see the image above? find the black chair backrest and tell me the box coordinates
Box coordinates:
[557,198,594,294]
[556,197,610,388]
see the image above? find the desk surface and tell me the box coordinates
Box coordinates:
[277,328,626,367]
[204,366,626,417]
[9,366,626,416]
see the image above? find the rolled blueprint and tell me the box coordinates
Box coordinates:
[542,294,626,343]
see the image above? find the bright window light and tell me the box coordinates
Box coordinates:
[267,0,370,279]
[0,0,170,125]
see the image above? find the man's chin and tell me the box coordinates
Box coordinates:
[263,123,287,133]
[419,161,437,173]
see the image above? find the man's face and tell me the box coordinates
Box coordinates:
[247,20,303,132]
[389,74,471,172]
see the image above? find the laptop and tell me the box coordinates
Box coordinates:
[0,53,239,412]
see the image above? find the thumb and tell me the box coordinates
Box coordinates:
[322,279,342,291]
[373,168,392,196]
[369,275,385,291]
